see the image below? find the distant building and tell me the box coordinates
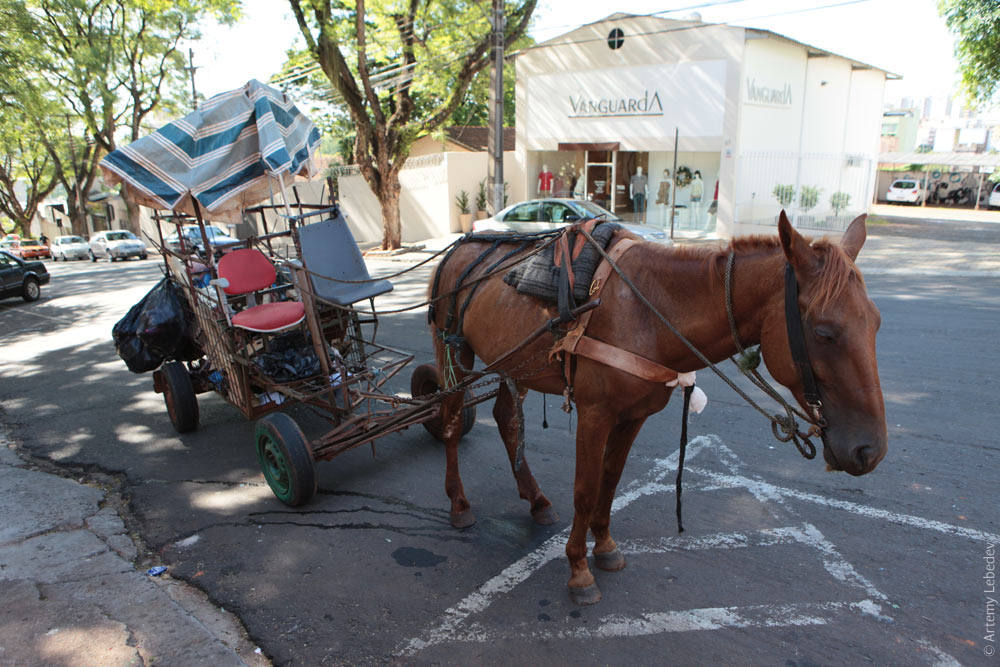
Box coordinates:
[881,109,920,153]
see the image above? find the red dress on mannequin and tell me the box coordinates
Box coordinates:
[538,170,554,194]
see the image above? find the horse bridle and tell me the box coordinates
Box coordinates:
[724,251,826,460]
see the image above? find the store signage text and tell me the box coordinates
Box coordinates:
[745,78,793,106]
[568,90,664,118]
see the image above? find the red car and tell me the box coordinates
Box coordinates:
[11,238,51,260]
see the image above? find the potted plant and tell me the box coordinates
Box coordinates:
[799,185,820,212]
[830,191,851,215]
[455,189,473,233]
[772,184,796,209]
[475,179,488,220]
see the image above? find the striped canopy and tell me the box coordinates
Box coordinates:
[101,80,321,221]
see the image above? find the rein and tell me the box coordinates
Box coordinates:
[723,251,824,459]
[574,228,831,532]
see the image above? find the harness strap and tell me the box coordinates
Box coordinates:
[783,263,824,421]
[549,238,685,386]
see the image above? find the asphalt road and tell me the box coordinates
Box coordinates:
[1,221,998,666]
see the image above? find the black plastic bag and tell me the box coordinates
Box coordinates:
[251,330,321,382]
[112,278,203,373]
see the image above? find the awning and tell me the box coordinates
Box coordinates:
[879,151,1000,168]
[100,80,321,221]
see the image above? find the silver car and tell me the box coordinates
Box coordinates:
[51,235,90,261]
[89,230,148,262]
[472,198,671,244]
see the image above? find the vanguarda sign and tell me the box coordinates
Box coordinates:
[568,90,664,118]
[745,77,793,106]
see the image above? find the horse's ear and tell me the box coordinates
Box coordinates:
[778,210,818,274]
[840,214,867,262]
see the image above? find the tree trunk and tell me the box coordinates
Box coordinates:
[378,176,403,250]
[122,183,142,235]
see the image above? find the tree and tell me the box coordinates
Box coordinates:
[1,0,239,235]
[939,0,1000,107]
[288,0,537,249]
[0,114,60,237]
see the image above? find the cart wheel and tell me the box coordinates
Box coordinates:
[255,413,316,506]
[162,361,199,433]
[410,363,476,442]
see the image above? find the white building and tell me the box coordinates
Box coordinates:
[513,13,894,236]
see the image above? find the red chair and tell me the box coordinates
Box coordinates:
[216,248,305,333]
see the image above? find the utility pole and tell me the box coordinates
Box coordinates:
[186,48,200,110]
[487,0,505,214]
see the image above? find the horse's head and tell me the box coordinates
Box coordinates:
[759,212,887,476]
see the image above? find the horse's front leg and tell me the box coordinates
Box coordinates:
[493,379,558,525]
[566,405,615,605]
[590,416,649,573]
[438,344,476,528]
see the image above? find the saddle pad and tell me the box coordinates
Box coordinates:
[503,222,621,303]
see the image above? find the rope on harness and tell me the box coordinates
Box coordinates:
[675,384,694,533]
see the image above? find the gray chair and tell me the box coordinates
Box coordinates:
[297,215,393,306]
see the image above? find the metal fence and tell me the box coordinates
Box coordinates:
[735,152,873,232]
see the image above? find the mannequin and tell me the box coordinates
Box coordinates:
[655,168,673,225]
[537,164,554,196]
[689,170,704,226]
[629,167,648,221]
[572,168,585,198]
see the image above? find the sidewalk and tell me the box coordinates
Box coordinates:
[0,435,268,666]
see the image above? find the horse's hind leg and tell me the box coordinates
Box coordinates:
[493,379,558,525]
[590,416,648,573]
[436,340,476,528]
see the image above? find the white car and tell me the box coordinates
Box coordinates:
[88,229,148,262]
[885,179,923,205]
[50,235,90,261]
[988,182,1000,210]
[472,198,671,244]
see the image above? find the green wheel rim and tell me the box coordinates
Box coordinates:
[258,434,293,502]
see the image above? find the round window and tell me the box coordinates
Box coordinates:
[607,28,624,50]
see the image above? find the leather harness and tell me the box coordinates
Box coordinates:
[549,237,685,387]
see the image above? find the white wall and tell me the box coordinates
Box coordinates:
[336,151,523,244]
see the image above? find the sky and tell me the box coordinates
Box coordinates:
[193,0,961,106]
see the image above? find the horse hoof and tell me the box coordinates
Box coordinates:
[594,547,627,572]
[568,583,602,606]
[531,505,559,525]
[450,509,476,528]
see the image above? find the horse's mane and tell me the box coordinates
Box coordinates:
[649,233,861,316]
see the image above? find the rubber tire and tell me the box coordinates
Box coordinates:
[410,363,476,442]
[140,253,148,260]
[162,361,199,433]
[255,413,316,507]
[21,277,40,302]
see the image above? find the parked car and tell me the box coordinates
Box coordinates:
[989,182,1000,210]
[0,250,50,302]
[472,198,672,244]
[165,225,242,256]
[51,234,91,261]
[88,229,148,262]
[9,238,51,260]
[886,179,923,205]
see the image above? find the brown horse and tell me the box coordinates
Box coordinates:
[427,212,887,605]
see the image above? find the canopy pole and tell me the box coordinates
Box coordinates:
[276,173,295,227]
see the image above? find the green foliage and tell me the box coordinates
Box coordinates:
[475,179,488,211]
[799,185,821,211]
[455,189,471,214]
[830,191,851,214]
[939,0,1000,107]
[287,0,537,248]
[773,184,796,208]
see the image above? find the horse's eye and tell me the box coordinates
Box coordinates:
[814,326,838,344]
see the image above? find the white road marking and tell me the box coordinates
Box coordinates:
[396,435,970,666]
